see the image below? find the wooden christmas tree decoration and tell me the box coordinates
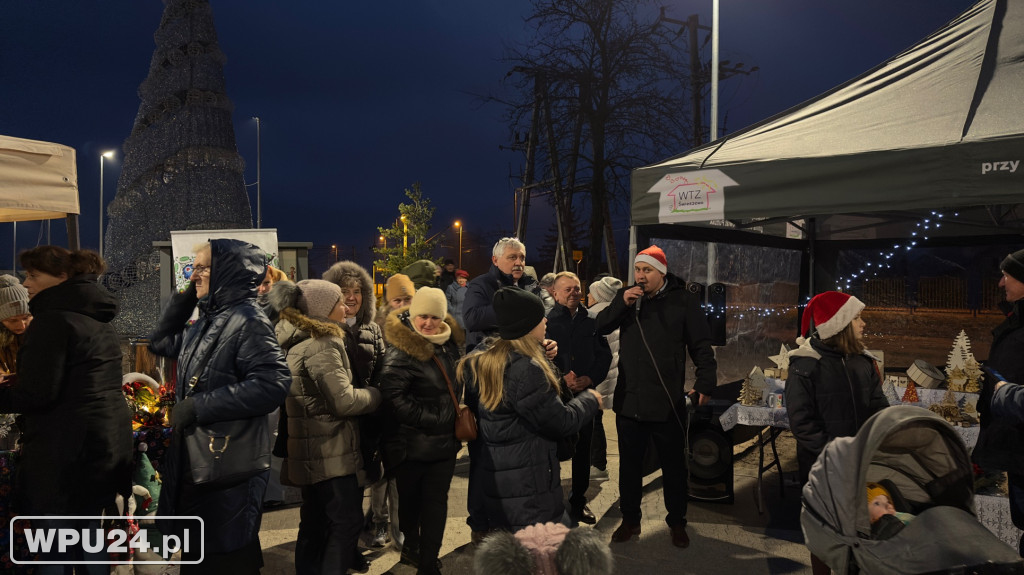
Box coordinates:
[739,366,768,406]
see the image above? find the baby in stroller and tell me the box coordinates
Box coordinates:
[867,482,914,540]
[801,405,1023,574]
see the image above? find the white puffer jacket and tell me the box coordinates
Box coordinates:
[588,301,618,408]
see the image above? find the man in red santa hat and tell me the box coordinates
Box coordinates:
[595,245,717,549]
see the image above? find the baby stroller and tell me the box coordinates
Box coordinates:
[800,405,1024,574]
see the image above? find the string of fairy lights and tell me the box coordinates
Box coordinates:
[835,211,956,292]
[691,211,955,317]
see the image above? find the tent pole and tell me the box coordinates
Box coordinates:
[66,214,80,251]
[628,225,638,274]
[807,217,816,296]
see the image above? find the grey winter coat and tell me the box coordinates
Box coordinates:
[277,307,381,487]
[149,238,291,553]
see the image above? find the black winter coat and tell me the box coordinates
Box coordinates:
[463,265,538,350]
[545,304,612,392]
[379,309,465,470]
[594,274,717,422]
[784,337,889,482]
[150,239,291,553]
[0,275,132,515]
[974,299,1024,474]
[464,345,599,531]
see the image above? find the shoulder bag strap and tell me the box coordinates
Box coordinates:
[433,355,460,409]
[185,328,222,399]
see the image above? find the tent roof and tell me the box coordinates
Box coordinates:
[631,0,1024,228]
[0,134,79,223]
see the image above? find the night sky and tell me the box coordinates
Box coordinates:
[0,0,975,274]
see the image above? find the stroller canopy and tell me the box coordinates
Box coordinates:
[803,405,973,541]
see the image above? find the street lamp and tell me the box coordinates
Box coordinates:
[400,215,408,257]
[331,244,338,263]
[379,235,387,250]
[253,116,262,228]
[454,220,463,269]
[711,0,719,142]
[99,150,115,257]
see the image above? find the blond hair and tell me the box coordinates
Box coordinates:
[457,337,561,412]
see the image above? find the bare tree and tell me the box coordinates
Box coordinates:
[504,0,694,278]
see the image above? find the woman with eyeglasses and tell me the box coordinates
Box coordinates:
[0,246,132,570]
[379,287,465,575]
[150,239,290,574]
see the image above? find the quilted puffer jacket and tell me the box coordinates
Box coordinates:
[463,343,599,530]
[277,307,381,486]
[378,308,465,470]
[149,238,291,553]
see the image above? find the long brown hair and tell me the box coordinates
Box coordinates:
[457,337,560,412]
[822,321,865,356]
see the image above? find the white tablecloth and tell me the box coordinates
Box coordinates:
[718,403,979,449]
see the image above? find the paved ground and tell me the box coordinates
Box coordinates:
[259,414,813,575]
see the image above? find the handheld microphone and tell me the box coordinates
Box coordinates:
[635,282,646,316]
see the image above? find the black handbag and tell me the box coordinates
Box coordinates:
[185,415,272,486]
[181,332,271,486]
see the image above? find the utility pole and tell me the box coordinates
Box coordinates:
[515,77,542,240]
[658,9,758,144]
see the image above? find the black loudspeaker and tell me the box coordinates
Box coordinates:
[688,404,734,503]
[707,282,727,346]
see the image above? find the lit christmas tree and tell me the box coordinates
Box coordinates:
[104,0,252,335]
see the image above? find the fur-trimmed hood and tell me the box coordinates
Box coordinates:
[276,306,346,351]
[383,305,465,361]
[322,260,376,326]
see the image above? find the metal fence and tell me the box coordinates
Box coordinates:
[857,276,1002,312]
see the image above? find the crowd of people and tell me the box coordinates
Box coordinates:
[3,238,1024,574]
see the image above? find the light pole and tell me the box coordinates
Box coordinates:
[454,220,463,269]
[252,116,262,228]
[331,244,338,263]
[99,150,114,257]
[711,0,719,142]
[400,215,408,257]
[379,235,387,251]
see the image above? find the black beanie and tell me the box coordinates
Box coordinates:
[1001,248,1024,283]
[493,287,545,340]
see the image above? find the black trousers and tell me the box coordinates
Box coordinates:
[591,410,608,470]
[466,439,488,532]
[569,414,595,509]
[393,456,457,568]
[616,413,689,527]
[295,474,364,575]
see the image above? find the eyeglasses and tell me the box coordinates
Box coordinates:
[193,265,211,277]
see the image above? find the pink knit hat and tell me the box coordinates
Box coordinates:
[514,522,569,575]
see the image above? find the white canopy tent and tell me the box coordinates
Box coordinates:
[0,134,80,248]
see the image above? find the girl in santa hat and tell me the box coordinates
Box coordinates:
[784,291,889,574]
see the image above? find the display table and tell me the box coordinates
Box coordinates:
[719,403,981,514]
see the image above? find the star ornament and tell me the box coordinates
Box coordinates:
[769,344,790,371]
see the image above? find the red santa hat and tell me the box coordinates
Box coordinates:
[801,291,865,340]
[634,245,668,275]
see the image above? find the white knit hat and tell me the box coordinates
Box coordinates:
[0,275,30,322]
[410,286,447,318]
[589,276,622,304]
